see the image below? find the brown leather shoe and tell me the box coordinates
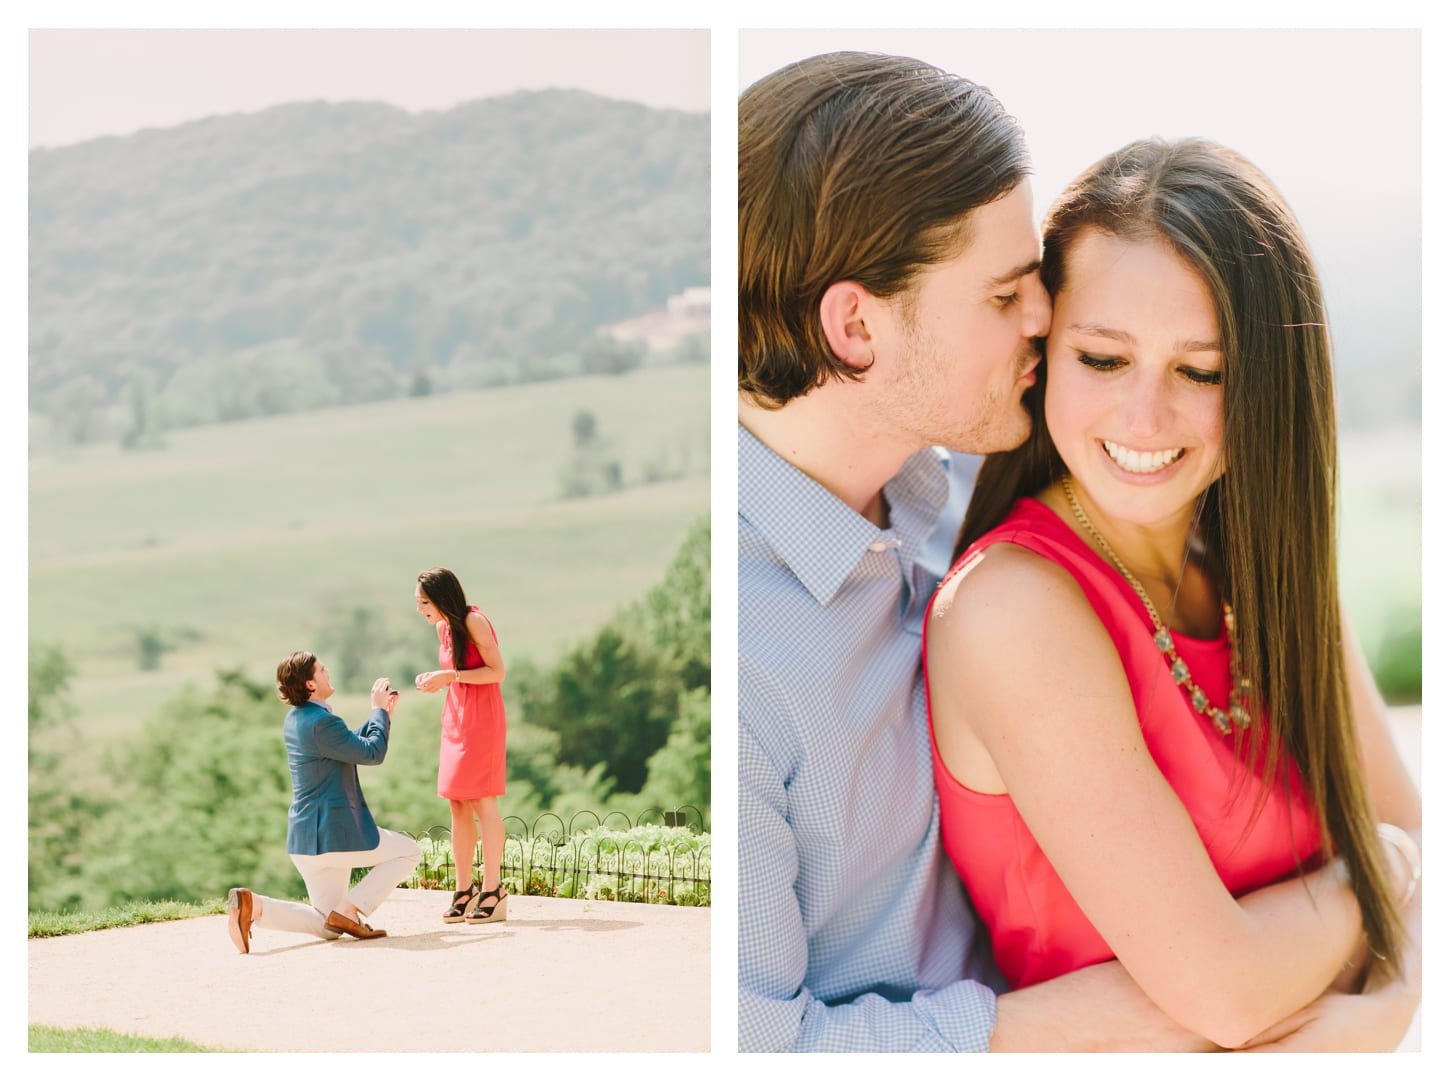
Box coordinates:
[325,909,387,939]
[227,887,253,954]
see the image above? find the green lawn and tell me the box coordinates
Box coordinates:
[1337,426,1420,693]
[29,898,224,937]
[29,364,708,751]
[28,1025,230,1052]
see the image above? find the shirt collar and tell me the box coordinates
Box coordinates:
[738,423,951,607]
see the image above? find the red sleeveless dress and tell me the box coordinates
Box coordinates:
[924,498,1321,989]
[437,606,507,798]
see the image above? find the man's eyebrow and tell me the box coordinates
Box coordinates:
[1067,323,1221,353]
[984,259,1041,290]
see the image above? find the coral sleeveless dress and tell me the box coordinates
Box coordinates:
[436,606,507,798]
[924,498,1321,989]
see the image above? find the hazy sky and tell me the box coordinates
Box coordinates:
[739,29,1421,238]
[29,28,710,149]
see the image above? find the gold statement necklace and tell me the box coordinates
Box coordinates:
[1061,475,1251,735]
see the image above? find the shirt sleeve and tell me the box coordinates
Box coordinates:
[738,680,998,1052]
[312,708,390,765]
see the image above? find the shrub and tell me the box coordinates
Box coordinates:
[405,820,710,906]
[1374,612,1422,704]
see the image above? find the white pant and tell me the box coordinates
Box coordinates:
[255,828,421,940]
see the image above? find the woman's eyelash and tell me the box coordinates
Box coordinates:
[1076,353,1223,386]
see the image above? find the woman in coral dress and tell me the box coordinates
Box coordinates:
[415,566,509,924]
[923,138,1420,1048]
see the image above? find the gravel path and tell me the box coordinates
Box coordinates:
[28,889,710,1052]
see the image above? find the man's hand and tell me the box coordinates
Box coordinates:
[369,677,399,712]
[1236,982,1419,1052]
[991,960,1218,1052]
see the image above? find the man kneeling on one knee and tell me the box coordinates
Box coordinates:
[228,651,420,952]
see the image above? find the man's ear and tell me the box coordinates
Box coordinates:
[819,281,880,371]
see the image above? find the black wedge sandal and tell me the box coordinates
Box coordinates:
[443,882,480,924]
[464,885,508,924]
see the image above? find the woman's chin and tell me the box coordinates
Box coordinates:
[1070,472,1204,532]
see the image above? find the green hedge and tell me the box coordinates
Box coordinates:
[410,822,710,907]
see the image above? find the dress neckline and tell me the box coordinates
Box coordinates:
[1005,497,1228,648]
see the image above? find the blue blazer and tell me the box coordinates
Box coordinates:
[283,700,390,855]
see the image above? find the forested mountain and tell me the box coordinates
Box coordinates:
[29,90,709,441]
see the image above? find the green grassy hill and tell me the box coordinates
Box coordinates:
[29,363,708,751]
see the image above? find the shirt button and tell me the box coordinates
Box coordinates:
[868,538,902,552]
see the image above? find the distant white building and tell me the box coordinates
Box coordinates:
[667,287,710,318]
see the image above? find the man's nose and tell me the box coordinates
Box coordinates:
[1020,274,1051,339]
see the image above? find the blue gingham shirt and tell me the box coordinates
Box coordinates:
[738,423,1002,1052]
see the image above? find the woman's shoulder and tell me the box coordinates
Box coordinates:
[926,511,1129,737]
[960,494,1078,557]
[931,532,1090,646]
[464,607,498,644]
[933,499,1084,624]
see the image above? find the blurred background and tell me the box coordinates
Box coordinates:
[742,31,1423,1050]
[742,27,1422,721]
[27,28,710,912]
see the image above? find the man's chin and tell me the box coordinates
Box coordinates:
[941,408,1033,457]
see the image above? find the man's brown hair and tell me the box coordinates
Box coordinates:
[739,51,1031,406]
[276,650,318,707]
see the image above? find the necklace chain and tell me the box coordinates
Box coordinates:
[1060,475,1251,734]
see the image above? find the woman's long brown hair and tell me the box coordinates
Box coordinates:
[417,567,472,673]
[960,138,1403,977]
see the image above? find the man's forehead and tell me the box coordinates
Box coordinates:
[942,188,1041,273]
[983,255,1043,289]
[944,230,1042,290]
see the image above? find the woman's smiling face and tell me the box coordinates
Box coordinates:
[1044,229,1226,532]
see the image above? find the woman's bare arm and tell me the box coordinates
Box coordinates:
[453,610,505,685]
[1237,613,1422,1051]
[929,547,1363,1048]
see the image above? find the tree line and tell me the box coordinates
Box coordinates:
[29,90,708,445]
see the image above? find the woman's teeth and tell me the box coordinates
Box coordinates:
[1102,440,1185,474]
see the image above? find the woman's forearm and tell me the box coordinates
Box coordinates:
[1189,861,1364,1047]
[450,665,503,687]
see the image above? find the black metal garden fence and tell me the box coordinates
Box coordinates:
[393,806,710,907]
